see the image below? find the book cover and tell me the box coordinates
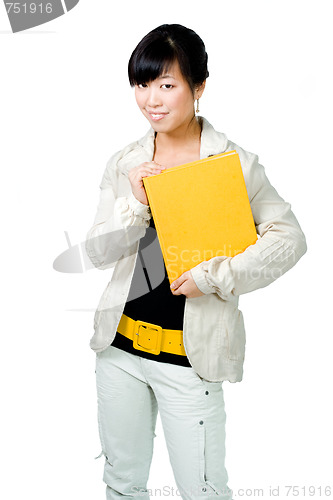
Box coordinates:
[143,151,257,283]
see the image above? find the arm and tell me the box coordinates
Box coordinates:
[85,152,151,271]
[190,153,307,300]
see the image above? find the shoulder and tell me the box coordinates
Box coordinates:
[225,138,262,181]
[203,117,262,178]
[201,117,259,169]
[98,142,137,189]
[106,135,146,171]
[226,138,268,201]
[226,138,258,167]
[99,128,155,188]
[206,121,269,200]
[203,118,286,207]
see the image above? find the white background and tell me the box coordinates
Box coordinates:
[1,1,332,499]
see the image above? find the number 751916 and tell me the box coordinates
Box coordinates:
[5,2,53,14]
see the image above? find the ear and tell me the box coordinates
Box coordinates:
[195,80,206,100]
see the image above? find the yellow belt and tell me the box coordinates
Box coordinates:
[117,314,186,356]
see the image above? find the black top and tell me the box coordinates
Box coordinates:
[112,215,192,367]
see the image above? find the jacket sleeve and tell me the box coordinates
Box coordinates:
[85,152,151,270]
[190,153,307,300]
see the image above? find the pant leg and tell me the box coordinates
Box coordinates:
[95,346,158,500]
[140,359,233,500]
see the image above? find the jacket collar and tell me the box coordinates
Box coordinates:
[118,116,228,174]
[199,116,228,159]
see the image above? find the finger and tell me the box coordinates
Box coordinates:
[147,169,165,177]
[140,170,151,178]
[170,272,187,289]
[170,280,178,290]
[148,162,166,170]
[140,167,162,176]
[140,167,163,175]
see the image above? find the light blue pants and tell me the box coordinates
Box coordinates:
[95,345,233,500]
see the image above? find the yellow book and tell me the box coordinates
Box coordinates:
[143,151,257,283]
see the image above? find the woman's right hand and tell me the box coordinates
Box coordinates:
[128,162,166,206]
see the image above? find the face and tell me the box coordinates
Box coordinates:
[134,60,204,135]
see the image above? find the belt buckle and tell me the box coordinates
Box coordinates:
[133,320,163,355]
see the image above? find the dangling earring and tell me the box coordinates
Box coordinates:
[196,98,200,114]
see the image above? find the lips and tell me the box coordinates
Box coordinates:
[147,111,168,121]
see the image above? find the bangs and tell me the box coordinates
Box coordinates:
[128,40,177,86]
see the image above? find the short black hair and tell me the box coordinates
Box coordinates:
[128,24,209,94]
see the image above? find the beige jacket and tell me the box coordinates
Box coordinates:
[85,117,307,382]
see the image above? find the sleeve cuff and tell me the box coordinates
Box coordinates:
[190,263,215,295]
[128,192,151,220]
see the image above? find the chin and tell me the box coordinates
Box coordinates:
[144,114,174,133]
[150,122,171,133]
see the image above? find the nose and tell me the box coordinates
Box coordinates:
[146,87,162,108]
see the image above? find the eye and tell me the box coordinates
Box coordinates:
[162,84,173,89]
[137,83,148,89]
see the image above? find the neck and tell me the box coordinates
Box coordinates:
[155,115,202,152]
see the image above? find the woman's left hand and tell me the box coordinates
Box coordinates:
[170,271,205,298]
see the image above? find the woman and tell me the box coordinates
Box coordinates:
[85,24,307,500]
